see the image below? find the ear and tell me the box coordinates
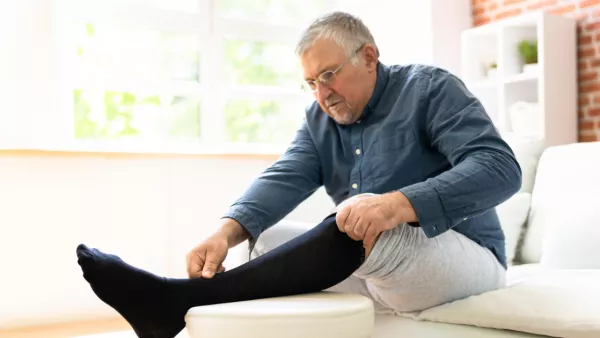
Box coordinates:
[362,44,378,71]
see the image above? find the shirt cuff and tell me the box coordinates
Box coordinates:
[221,206,261,241]
[398,180,448,238]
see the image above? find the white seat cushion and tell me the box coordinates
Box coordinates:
[373,314,543,338]
[500,132,545,194]
[397,266,600,338]
[520,141,600,263]
[495,192,531,265]
[184,292,374,338]
[540,193,600,269]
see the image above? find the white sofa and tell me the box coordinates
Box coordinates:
[231,138,600,338]
[372,138,600,338]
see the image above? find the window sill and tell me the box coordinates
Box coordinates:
[0,140,287,160]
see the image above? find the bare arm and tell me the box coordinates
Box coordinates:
[218,217,251,248]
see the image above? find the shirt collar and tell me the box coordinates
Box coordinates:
[362,61,389,120]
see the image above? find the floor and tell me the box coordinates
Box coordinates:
[0,318,191,338]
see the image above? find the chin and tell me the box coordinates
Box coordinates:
[334,117,357,125]
[322,103,359,125]
[331,111,359,125]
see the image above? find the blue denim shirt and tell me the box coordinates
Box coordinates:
[223,62,522,269]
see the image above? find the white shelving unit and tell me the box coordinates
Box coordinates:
[460,12,577,147]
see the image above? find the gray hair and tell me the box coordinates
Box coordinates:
[295,11,379,64]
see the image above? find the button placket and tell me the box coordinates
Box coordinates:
[349,120,364,193]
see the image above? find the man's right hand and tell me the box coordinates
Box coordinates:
[186,218,250,279]
[186,233,229,279]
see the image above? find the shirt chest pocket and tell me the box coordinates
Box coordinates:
[362,127,418,183]
[369,127,417,154]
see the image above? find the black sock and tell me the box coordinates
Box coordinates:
[76,213,365,338]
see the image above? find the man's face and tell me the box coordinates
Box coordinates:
[300,39,373,125]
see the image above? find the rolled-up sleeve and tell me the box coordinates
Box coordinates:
[399,69,522,238]
[221,120,323,241]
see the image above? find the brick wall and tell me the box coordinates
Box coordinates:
[472,0,600,142]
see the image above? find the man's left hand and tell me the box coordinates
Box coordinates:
[335,191,417,251]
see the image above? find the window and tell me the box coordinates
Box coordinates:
[52,0,343,150]
[71,23,202,141]
[4,0,443,152]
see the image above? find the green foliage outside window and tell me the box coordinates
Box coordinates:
[223,39,301,88]
[73,16,313,145]
[224,99,305,144]
[74,90,200,140]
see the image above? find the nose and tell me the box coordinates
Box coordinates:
[315,82,332,102]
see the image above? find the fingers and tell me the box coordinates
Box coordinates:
[363,225,379,251]
[353,219,370,240]
[336,205,351,232]
[186,249,225,279]
[345,215,362,240]
[186,234,229,279]
[186,249,205,279]
[336,204,365,240]
[202,249,221,278]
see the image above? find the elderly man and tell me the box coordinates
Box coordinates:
[76,11,521,338]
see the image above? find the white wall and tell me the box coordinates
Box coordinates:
[430,0,473,76]
[0,1,50,148]
[340,0,472,76]
[0,154,333,329]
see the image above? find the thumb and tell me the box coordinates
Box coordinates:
[202,250,219,278]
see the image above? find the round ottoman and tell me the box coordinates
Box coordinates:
[184,292,375,338]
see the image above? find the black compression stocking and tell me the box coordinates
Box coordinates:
[76,213,365,338]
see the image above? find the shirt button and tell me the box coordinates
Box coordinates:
[355,149,361,155]
[352,183,358,189]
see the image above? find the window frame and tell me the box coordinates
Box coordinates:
[47,0,341,154]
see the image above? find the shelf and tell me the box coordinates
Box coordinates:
[504,71,538,85]
[461,25,499,84]
[501,11,540,28]
[467,79,497,91]
[461,22,498,38]
[460,12,577,147]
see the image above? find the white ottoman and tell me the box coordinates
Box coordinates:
[184,292,375,338]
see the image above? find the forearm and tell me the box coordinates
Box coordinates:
[404,68,522,237]
[218,218,251,248]
[224,158,322,237]
[400,149,521,237]
[221,121,322,242]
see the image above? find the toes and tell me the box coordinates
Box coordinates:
[76,243,94,261]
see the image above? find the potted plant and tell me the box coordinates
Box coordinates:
[518,40,538,74]
[487,62,498,79]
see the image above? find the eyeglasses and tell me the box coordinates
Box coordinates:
[301,44,365,93]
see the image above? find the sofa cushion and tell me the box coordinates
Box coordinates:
[519,141,600,263]
[398,266,600,338]
[540,194,600,269]
[500,132,545,194]
[373,314,539,338]
[495,192,531,265]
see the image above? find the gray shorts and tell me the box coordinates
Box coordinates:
[250,221,506,314]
